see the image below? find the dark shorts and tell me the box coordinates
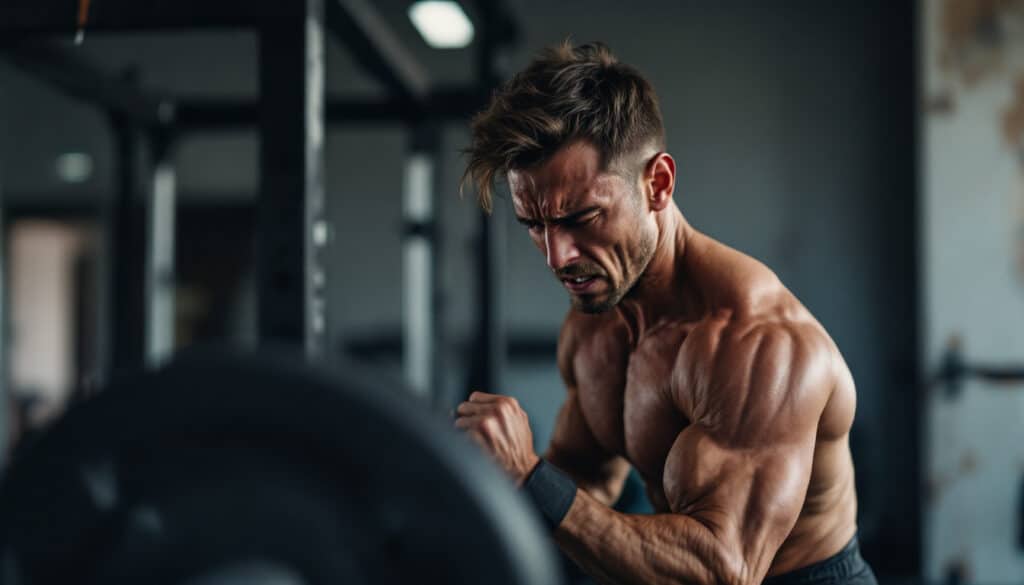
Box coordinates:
[763,537,877,585]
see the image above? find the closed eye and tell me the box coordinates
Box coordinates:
[559,210,601,228]
[516,208,601,231]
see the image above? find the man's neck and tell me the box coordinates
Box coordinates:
[614,204,706,341]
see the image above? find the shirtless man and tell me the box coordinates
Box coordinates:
[455,42,876,585]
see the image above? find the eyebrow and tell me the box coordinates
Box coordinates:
[515,206,601,226]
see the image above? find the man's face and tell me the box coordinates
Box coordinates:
[509,141,658,313]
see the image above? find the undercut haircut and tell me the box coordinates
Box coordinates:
[462,41,666,212]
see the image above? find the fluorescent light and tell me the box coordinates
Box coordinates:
[408,1,474,49]
[55,152,93,183]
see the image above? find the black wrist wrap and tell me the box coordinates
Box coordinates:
[522,459,577,531]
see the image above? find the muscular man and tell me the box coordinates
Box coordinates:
[455,42,876,585]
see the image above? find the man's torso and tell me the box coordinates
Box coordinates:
[561,234,859,575]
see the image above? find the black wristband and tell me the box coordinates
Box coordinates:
[522,459,577,531]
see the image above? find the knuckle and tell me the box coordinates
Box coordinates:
[481,417,499,434]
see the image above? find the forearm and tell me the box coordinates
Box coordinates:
[544,450,630,507]
[576,480,623,508]
[554,489,744,585]
[550,466,624,507]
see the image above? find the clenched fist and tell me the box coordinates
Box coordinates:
[455,392,540,485]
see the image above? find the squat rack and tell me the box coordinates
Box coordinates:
[1,1,519,407]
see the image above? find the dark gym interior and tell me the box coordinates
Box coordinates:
[0,1,1020,584]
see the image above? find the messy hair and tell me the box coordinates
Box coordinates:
[462,41,666,212]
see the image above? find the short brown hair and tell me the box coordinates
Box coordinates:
[463,41,666,212]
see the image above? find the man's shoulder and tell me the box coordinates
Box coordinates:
[675,312,836,442]
[683,309,836,385]
[689,234,832,364]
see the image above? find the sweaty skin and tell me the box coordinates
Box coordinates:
[456,140,859,585]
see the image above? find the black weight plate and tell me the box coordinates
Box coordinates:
[0,347,561,585]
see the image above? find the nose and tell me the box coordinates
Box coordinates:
[544,226,580,272]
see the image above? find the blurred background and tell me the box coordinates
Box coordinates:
[1,0,1022,584]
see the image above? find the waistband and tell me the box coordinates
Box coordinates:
[762,536,871,585]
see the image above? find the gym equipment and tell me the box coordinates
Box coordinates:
[937,336,1024,398]
[0,347,561,585]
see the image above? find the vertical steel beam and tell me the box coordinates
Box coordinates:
[403,123,442,398]
[108,112,147,373]
[469,208,506,393]
[257,0,327,357]
[0,158,7,463]
[145,130,177,366]
[467,2,510,394]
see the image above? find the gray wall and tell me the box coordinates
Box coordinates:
[0,0,918,576]
[497,3,918,575]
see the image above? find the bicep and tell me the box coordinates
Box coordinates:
[667,321,832,565]
[663,424,816,580]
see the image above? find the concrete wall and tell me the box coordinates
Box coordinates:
[920,1,1024,582]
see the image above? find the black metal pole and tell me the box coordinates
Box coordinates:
[256,0,327,357]
[174,88,486,133]
[937,341,1024,398]
[470,211,505,393]
[107,105,148,374]
[466,2,509,395]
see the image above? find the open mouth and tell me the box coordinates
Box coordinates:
[561,275,600,292]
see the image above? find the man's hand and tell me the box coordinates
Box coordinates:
[455,392,541,485]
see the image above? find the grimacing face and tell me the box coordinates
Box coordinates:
[509,141,658,314]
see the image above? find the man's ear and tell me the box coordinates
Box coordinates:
[644,152,676,212]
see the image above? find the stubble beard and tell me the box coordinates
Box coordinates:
[571,228,657,314]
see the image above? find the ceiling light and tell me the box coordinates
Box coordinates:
[55,152,94,184]
[408,1,474,49]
